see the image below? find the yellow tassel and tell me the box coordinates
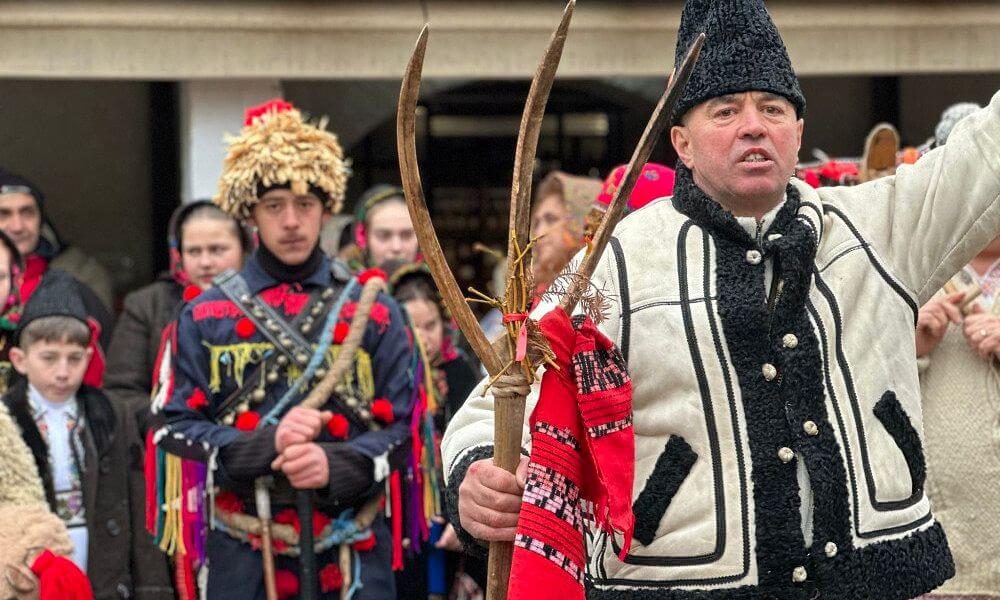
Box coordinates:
[206,342,272,392]
[355,351,374,401]
[158,454,186,556]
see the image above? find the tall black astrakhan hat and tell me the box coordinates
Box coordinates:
[672,0,806,123]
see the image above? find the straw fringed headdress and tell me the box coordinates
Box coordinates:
[215,99,351,218]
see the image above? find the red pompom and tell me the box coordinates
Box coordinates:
[326,413,349,439]
[371,399,394,424]
[244,99,295,126]
[320,564,344,592]
[214,491,244,514]
[311,512,332,537]
[30,549,92,600]
[333,322,350,344]
[358,268,388,285]
[234,411,261,431]
[182,285,202,302]
[274,569,299,600]
[352,532,377,552]
[369,303,391,327]
[274,509,298,528]
[234,317,256,339]
[185,388,208,411]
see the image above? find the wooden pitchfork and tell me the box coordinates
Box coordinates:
[397,3,705,596]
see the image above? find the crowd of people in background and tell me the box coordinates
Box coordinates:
[0,93,993,600]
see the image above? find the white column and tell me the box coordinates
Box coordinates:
[179,79,283,203]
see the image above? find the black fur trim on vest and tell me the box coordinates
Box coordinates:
[588,523,952,599]
[2,379,116,512]
[650,164,954,598]
[873,391,926,497]
[632,435,697,546]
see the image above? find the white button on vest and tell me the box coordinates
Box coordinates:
[792,566,808,583]
[767,233,783,241]
[778,447,794,463]
[782,333,798,348]
[825,541,838,558]
[762,363,777,381]
[746,249,762,265]
[803,421,819,436]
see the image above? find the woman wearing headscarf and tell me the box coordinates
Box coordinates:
[529,172,603,295]
[103,200,252,600]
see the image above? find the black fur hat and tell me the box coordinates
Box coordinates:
[18,270,88,334]
[672,0,806,123]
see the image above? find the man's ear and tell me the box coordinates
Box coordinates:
[321,210,333,226]
[795,118,805,152]
[84,346,93,361]
[671,125,695,169]
[245,215,257,230]
[9,346,26,375]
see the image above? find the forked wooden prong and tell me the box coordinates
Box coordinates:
[505,0,576,295]
[396,25,504,376]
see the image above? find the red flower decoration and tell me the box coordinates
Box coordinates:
[352,532,377,552]
[244,99,294,126]
[248,533,262,551]
[272,539,288,553]
[327,413,349,439]
[358,268,387,285]
[333,322,350,344]
[234,317,256,339]
[320,564,344,592]
[214,491,244,514]
[371,399,394,424]
[234,411,261,431]
[274,569,299,600]
[185,388,208,411]
[182,285,202,302]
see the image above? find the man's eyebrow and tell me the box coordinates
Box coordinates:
[704,94,740,109]
[757,92,785,103]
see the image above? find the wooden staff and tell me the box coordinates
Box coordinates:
[397,9,705,600]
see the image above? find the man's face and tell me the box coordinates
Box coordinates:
[671,91,803,212]
[250,189,325,266]
[11,339,91,403]
[366,200,418,269]
[0,192,41,256]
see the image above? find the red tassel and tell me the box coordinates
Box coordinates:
[390,471,404,571]
[175,552,197,600]
[144,430,158,534]
[30,550,93,600]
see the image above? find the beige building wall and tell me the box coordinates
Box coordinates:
[0,2,997,80]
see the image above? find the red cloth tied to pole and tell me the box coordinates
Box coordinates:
[508,307,635,600]
[503,312,530,361]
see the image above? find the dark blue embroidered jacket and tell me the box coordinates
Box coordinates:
[161,251,413,599]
